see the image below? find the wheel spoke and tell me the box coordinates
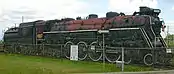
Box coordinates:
[89,41,102,61]
[105,48,121,63]
[64,41,73,59]
[144,53,153,66]
[78,41,88,60]
[105,53,121,63]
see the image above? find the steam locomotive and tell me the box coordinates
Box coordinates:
[3,6,173,66]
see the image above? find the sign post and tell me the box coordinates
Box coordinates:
[98,30,109,71]
[121,47,124,72]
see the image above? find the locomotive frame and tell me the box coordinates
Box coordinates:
[3,6,174,66]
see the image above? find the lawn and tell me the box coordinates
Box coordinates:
[0,53,152,74]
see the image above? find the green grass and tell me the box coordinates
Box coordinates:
[0,53,152,74]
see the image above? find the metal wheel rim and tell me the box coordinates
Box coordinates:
[105,46,121,63]
[144,53,153,66]
[88,41,102,61]
[77,41,88,60]
[64,41,74,59]
[105,54,121,63]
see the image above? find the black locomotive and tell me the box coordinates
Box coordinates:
[3,6,173,66]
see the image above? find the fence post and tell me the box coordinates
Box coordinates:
[121,47,124,72]
[102,33,105,71]
[42,42,44,56]
[61,44,63,61]
[14,44,16,53]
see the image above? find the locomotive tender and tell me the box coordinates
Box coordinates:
[3,6,172,66]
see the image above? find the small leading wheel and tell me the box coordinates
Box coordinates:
[88,41,102,61]
[144,53,153,66]
[64,41,74,59]
[77,41,88,60]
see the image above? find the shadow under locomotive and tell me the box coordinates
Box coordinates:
[3,6,174,66]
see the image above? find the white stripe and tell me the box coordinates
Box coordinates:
[109,28,140,30]
[43,29,98,34]
[43,28,140,34]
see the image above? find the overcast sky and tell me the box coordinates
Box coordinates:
[0,0,174,39]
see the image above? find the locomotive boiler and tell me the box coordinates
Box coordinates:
[3,6,172,66]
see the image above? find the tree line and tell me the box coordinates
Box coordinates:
[164,34,174,47]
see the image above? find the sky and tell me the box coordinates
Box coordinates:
[0,0,174,39]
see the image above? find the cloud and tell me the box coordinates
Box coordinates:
[0,0,94,40]
[172,6,174,10]
[1,0,91,21]
[108,0,158,14]
[0,0,171,40]
[164,21,174,35]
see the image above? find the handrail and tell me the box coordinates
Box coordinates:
[140,28,153,48]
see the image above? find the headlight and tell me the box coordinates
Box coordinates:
[153,9,161,13]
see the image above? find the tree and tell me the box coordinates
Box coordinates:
[164,34,174,47]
